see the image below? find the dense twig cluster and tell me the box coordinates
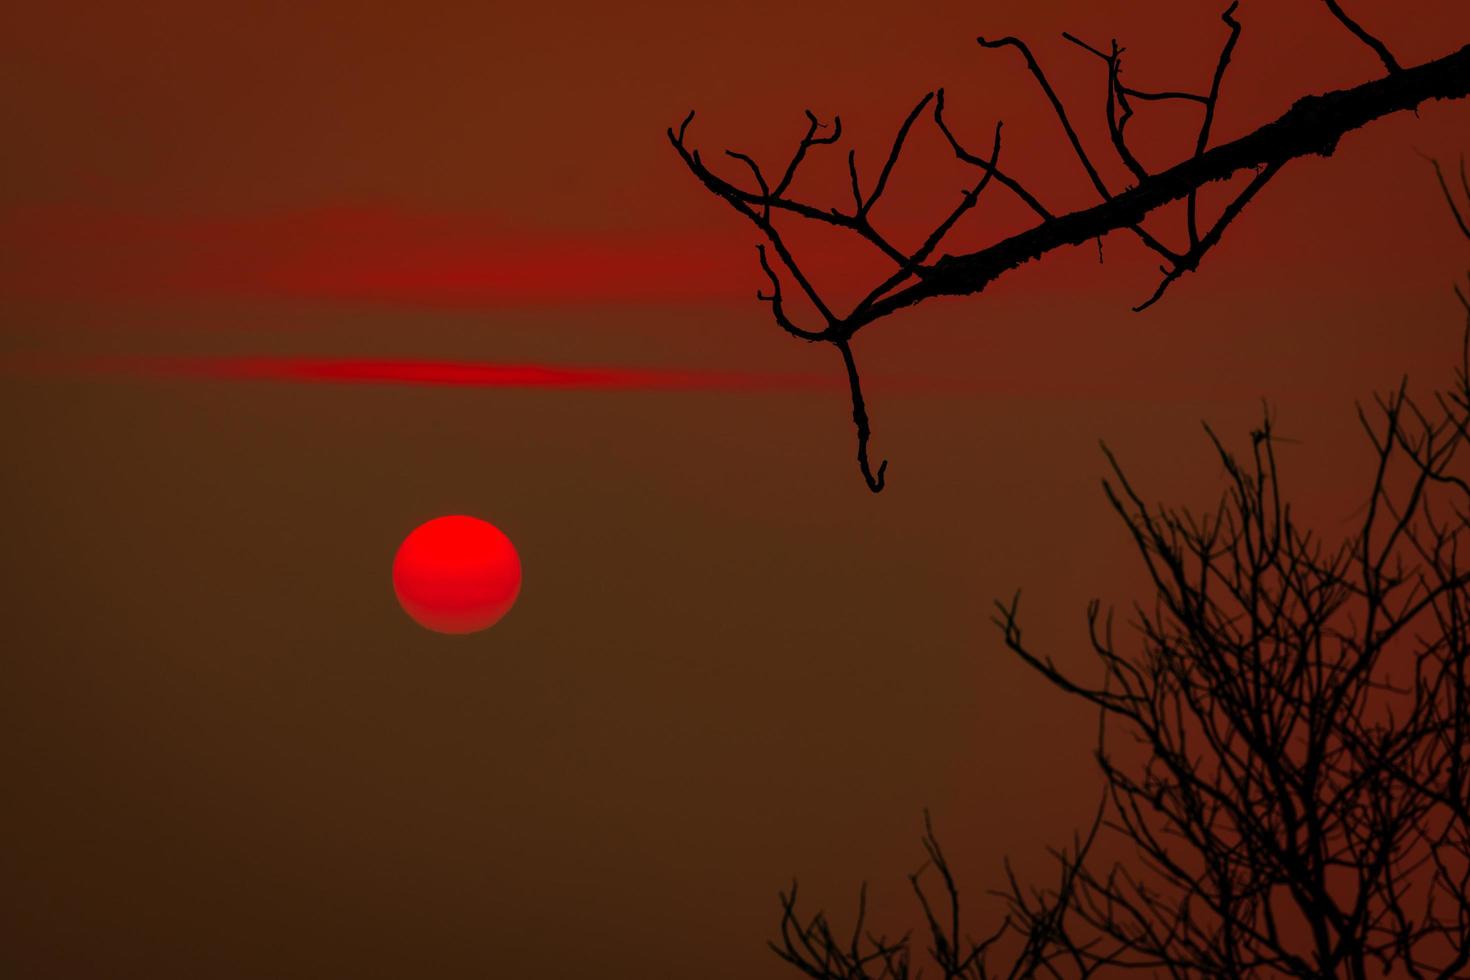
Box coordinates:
[997,345,1470,975]
[771,809,1104,980]
[670,2,1470,491]
[771,324,1470,977]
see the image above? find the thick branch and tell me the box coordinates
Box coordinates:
[855,43,1470,330]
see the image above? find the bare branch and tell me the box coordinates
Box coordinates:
[1322,0,1404,73]
[754,245,828,343]
[837,339,886,494]
[1425,152,1470,240]
[977,35,1113,201]
[861,93,935,218]
[1061,33,1148,184]
[1188,2,1243,248]
[933,89,1053,220]
[772,110,843,200]
[1136,160,1282,312]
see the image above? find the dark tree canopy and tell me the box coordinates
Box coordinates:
[670,2,1470,492]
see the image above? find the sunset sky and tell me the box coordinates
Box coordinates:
[4,2,1470,977]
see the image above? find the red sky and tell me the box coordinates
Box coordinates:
[3,2,1470,978]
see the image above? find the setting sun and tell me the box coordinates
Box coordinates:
[392,515,522,634]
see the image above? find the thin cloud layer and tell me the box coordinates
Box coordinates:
[0,207,755,307]
[2,352,841,392]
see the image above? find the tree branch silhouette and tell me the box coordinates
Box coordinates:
[1426,152,1470,311]
[997,346,1470,975]
[771,325,1470,979]
[670,4,1470,491]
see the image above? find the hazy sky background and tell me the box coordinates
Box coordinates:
[4,2,1470,977]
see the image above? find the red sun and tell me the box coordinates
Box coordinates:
[392,515,522,634]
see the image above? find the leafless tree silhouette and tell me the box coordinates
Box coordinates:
[670,2,1470,492]
[771,335,1470,979]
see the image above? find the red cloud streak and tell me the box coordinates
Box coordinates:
[1,352,842,392]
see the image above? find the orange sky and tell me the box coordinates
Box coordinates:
[3,2,1470,978]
